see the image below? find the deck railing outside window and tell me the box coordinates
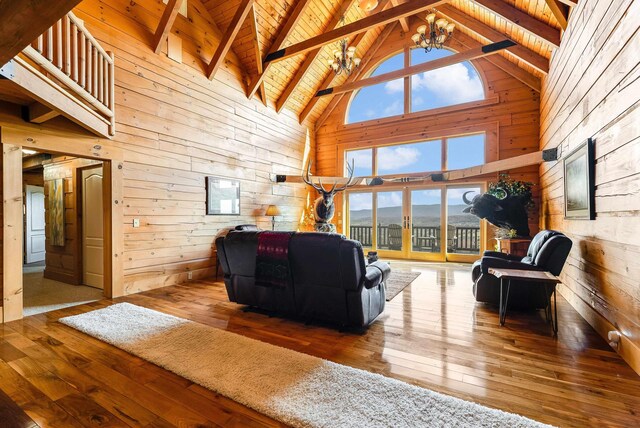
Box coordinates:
[349,225,480,254]
[22,12,115,135]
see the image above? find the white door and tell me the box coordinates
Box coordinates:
[82,166,104,289]
[25,185,46,263]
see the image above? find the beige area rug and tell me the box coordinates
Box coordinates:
[23,266,103,316]
[385,270,421,301]
[60,303,552,428]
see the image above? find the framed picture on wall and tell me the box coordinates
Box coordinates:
[48,178,66,246]
[564,138,595,220]
[206,177,240,215]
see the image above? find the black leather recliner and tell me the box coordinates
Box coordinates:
[471,230,572,309]
[215,231,391,328]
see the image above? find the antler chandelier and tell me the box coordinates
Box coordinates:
[411,11,455,52]
[329,38,361,76]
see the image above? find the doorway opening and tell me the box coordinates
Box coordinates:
[22,150,106,316]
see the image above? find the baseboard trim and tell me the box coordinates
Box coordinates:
[558,284,640,376]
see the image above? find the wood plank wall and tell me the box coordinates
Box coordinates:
[73,0,312,295]
[42,157,102,285]
[539,0,640,373]
[315,27,542,241]
[0,0,313,314]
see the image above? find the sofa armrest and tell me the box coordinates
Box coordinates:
[364,261,391,289]
[480,256,542,275]
[483,251,522,261]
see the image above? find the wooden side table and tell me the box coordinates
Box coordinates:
[497,238,532,258]
[488,267,562,336]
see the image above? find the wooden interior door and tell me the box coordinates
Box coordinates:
[82,166,104,289]
[25,185,46,263]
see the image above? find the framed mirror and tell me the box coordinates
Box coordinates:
[206,177,240,215]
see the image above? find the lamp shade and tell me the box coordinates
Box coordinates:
[358,0,378,12]
[265,205,281,216]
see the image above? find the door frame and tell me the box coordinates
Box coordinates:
[1,122,124,322]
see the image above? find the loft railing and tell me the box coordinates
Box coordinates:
[349,225,481,254]
[21,12,115,136]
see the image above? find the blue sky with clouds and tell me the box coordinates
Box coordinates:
[347,48,484,124]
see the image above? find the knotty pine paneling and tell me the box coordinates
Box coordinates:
[316,28,542,242]
[0,0,313,308]
[539,0,640,374]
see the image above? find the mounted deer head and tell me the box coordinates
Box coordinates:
[302,159,357,231]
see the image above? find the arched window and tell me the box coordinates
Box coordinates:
[346,49,485,124]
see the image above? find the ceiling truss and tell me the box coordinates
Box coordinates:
[150,0,568,122]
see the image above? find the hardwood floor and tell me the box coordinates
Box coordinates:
[1,262,639,427]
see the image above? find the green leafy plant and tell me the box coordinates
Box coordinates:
[487,174,534,210]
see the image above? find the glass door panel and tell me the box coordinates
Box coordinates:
[446,187,482,258]
[376,191,404,253]
[409,189,443,259]
[348,192,373,248]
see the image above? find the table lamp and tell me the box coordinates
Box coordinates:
[265,204,280,230]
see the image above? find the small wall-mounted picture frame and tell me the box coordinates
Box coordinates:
[206,176,240,215]
[564,138,595,220]
[48,178,66,246]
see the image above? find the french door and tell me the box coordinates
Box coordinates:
[346,184,484,262]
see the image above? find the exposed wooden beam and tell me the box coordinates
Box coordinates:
[207,0,254,80]
[296,1,397,122]
[544,0,569,30]
[274,149,557,185]
[471,0,561,47]
[314,22,399,127]
[275,0,360,113]
[152,0,185,54]
[316,41,516,98]
[247,5,267,105]
[390,0,410,32]
[264,0,448,66]
[0,0,82,67]
[438,5,549,74]
[1,57,111,137]
[556,0,577,7]
[453,31,541,92]
[246,0,314,98]
[28,102,61,123]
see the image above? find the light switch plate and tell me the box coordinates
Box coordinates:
[133,218,140,228]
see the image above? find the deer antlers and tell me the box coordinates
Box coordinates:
[302,159,357,194]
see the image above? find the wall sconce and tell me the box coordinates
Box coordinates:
[265,204,281,231]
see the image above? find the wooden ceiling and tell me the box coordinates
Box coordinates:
[162,0,572,123]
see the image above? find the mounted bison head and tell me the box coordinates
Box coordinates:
[462,188,530,237]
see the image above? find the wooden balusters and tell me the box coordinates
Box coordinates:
[79,31,86,88]
[46,27,53,61]
[19,11,116,136]
[71,22,78,81]
[55,20,62,69]
[63,15,71,75]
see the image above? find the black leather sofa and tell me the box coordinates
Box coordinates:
[215,231,391,328]
[471,230,572,309]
